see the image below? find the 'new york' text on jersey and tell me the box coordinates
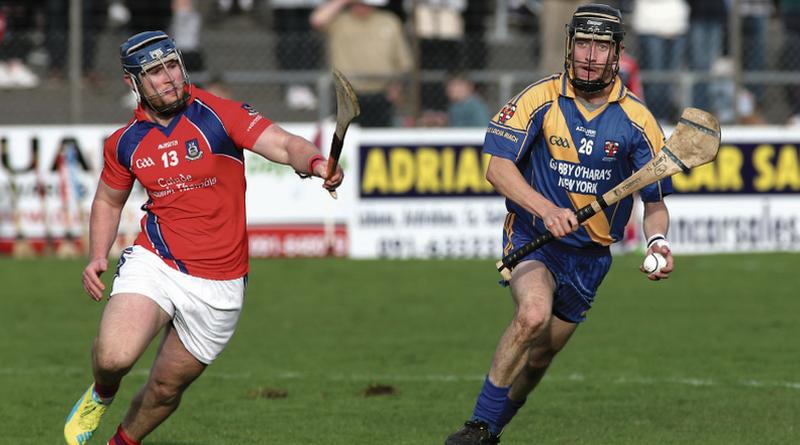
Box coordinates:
[483,73,673,249]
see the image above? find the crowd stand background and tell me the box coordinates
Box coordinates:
[0,0,797,127]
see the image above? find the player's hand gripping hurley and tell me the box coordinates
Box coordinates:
[326,69,361,199]
[496,108,722,282]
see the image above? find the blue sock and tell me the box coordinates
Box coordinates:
[496,396,527,431]
[471,376,510,435]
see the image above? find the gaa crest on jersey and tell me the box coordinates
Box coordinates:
[242,103,259,116]
[603,140,620,157]
[498,103,516,124]
[548,135,571,148]
[185,138,203,161]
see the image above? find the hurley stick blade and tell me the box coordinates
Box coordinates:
[326,69,360,199]
[664,107,721,168]
[604,107,721,206]
[496,107,721,280]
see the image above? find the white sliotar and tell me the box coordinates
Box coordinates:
[642,252,667,274]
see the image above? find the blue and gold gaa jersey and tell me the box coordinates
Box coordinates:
[483,73,673,249]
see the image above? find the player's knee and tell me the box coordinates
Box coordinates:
[93,345,135,376]
[147,378,182,406]
[513,311,548,342]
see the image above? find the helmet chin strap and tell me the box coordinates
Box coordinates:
[133,56,191,117]
[139,80,189,117]
[567,38,618,94]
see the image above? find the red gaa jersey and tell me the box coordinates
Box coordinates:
[101,87,273,280]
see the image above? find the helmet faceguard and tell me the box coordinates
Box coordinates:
[564,4,625,94]
[119,31,191,117]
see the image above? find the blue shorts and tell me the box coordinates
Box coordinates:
[502,213,613,323]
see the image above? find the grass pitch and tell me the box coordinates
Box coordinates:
[1,253,798,444]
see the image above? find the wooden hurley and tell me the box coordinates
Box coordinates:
[325,69,360,199]
[497,108,722,282]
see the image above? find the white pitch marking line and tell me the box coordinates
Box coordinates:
[3,367,799,390]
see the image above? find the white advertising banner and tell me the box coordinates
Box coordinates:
[243,122,357,225]
[350,197,505,258]
[242,122,357,257]
[346,126,800,257]
[1,124,798,256]
[0,125,114,243]
[349,129,506,258]
[667,195,800,253]
[0,123,357,256]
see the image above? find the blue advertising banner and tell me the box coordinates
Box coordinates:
[672,143,800,194]
[358,144,496,198]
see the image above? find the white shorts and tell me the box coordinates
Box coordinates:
[110,245,246,364]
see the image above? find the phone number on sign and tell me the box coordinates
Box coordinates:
[377,237,499,259]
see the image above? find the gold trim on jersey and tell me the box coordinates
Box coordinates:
[618,97,667,200]
[503,212,516,256]
[509,75,559,107]
[608,200,622,237]
[544,99,580,163]
[490,76,561,164]
[567,192,614,245]
[560,74,626,122]
[492,75,560,132]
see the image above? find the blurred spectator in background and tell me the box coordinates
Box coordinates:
[619,52,644,98]
[45,0,107,85]
[632,0,688,122]
[613,0,634,14]
[109,0,171,108]
[741,0,775,106]
[381,0,406,20]
[539,0,586,73]
[274,0,324,110]
[462,0,488,70]
[127,0,172,34]
[311,0,412,127]
[0,1,39,89]
[204,74,235,99]
[206,0,255,26]
[508,0,539,33]
[708,56,764,124]
[413,0,467,112]
[687,0,727,113]
[446,73,490,127]
[170,0,205,75]
[217,0,254,14]
[384,79,415,126]
[781,0,800,125]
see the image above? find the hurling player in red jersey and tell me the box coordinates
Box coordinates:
[64,31,343,445]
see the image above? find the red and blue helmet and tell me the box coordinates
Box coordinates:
[120,31,185,77]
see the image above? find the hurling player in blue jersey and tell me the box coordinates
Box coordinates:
[446,4,674,444]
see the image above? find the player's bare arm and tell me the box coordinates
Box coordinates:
[82,180,131,301]
[70,30,278,445]
[447,5,700,443]
[486,156,578,237]
[250,123,344,190]
[641,200,673,280]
